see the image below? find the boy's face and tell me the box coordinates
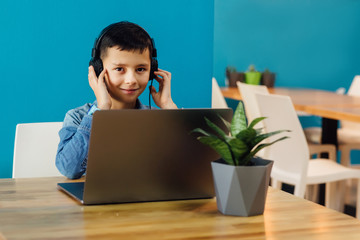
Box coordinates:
[102,46,151,108]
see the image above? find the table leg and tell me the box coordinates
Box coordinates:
[321,118,339,150]
[319,118,339,206]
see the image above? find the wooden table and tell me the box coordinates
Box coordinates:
[1,177,360,239]
[221,87,360,116]
[221,87,360,146]
[305,105,360,123]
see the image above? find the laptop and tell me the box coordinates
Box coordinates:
[58,108,233,205]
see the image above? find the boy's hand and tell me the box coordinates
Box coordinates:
[150,69,178,109]
[88,66,112,110]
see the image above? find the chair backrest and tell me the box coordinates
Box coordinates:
[13,122,63,178]
[255,93,309,189]
[347,75,360,96]
[237,82,270,158]
[236,82,269,124]
[212,77,228,108]
[342,75,360,129]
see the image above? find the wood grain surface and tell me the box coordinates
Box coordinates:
[1,177,360,239]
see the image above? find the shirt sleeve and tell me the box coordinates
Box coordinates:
[55,106,93,179]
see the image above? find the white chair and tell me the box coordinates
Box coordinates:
[304,75,360,168]
[237,82,336,161]
[212,77,228,108]
[13,122,63,178]
[338,76,360,167]
[236,82,269,158]
[256,93,360,218]
[236,82,268,125]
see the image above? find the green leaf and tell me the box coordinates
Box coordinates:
[243,136,290,164]
[250,129,291,148]
[217,114,231,132]
[248,117,266,129]
[191,100,291,167]
[191,128,211,137]
[236,128,257,144]
[205,117,229,140]
[191,128,229,144]
[228,138,249,165]
[231,102,247,137]
[197,136,235,165]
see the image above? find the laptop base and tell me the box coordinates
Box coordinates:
[57,182,85,204]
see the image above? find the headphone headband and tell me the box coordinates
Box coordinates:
[91,21,157,60]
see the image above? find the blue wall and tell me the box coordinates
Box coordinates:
[214,0,360,91]
[3,1,360,178]
[0,0,214,178]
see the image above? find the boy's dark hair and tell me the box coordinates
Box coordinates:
[98,21,154,60]
[89,21,158,79]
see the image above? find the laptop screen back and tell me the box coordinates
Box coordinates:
[83,108,233,205]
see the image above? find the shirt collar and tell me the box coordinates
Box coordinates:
[93,99,149,109]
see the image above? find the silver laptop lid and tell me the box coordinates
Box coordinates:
[83,108,232,205]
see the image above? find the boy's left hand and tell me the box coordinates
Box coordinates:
[150,69,178,109]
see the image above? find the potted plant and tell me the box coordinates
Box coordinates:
[245,65,261,85]
[261,68,276,88]
[192,102,289,216]
[226,66,245,87]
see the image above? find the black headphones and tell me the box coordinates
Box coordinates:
[89,21,158,80]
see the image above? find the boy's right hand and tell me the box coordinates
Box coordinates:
[88,65,112,110]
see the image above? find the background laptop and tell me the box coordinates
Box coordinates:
[58,108,233,205]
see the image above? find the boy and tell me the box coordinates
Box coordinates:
[56,21,177,179]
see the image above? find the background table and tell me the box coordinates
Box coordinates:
[1,177,360,239]
[221,87,360,146]
[305,105,360,122]
[221,87,360,111]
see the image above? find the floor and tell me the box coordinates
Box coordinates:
[344,179,357,217]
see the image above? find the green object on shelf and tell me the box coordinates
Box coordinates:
[245,72,261,85]
[245,64,261,85]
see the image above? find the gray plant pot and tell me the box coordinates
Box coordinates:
[211,158,273,217]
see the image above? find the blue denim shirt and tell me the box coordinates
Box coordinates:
[56,99,149,179]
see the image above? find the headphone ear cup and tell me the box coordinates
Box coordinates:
[150,58,158,80]
[89,58,103,77]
